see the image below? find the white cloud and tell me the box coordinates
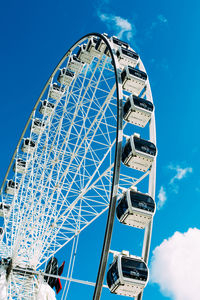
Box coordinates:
[152,14,168,29]
[157,164,192,209]
[146,14,168,39]
[150,228,200,300]
[157,186,167,210]
[169,165,193,184]
[157,14,168,24]
[98,13,135,41]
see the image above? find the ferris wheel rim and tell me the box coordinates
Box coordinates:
[91,37,157,300]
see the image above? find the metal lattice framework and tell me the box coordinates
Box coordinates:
[0,33,156,300]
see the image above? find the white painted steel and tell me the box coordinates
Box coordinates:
[134,59,157,300]
[0,33,127,299]
[0,33,156,300]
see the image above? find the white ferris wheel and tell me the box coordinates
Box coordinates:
[0,33,157,300]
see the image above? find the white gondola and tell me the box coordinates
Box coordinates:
[31,118,45,135]
[13,159,26,174]
[5,180,19,195]
[116,189,156,229]
[121,66,147,96]
[57,68,74,86]
[86,37,100,58]
[122,134,157,172]
[0,203,10,217]
[104,37,131,58]
[67,55,84,73]
[109,36,129,51]
[107,251,148,297]
[116,47,139,69]
[39,100,55,116]
[49,83,64,100]
[123,95,154,127]
[77,44,93,64]
[21,138,36,154]
[95,34,109,54]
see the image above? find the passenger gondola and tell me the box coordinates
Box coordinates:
[0,203,10,217]
[116,47,139,69]
[107,251,148,297]
[5,180,19,195]
[31,118,45,135]
[122,134,157,172]
[13,158,26,174]
[77,44,94,64]
[95,33,109,54]
[116,189,155,228]
[49,83,64,100]
[67,55,84,73]
[110,36,129,50]
[123,95,154,127]
[121,66,147,96]
[39,100,55,116]
[57,68,74,86]
[86,36,100,57]
[21,138,36,154]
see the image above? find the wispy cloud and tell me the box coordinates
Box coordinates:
[150,228,200,300]
[157,164,192,209]
[157,186,167,210]
[98,12,135,42]
[169,165,193,184]
[146,14,168,39]
[157,14,168,24]
[151,14,168,29]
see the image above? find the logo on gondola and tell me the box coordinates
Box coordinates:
[140,103,147,109]
[134,71,141,77]
[130,269,140,277]
[141,146,148,152]
[138,202,148,209]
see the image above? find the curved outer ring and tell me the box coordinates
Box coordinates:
[135,61,157,300]
[92,38,157,300]
[0,33,156,300]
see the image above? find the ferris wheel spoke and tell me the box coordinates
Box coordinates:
[38,84,116,220]
[36,161,115,264]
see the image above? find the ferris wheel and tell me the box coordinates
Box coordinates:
[0,33,157,300]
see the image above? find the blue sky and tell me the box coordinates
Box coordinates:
[1,0,200,299]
